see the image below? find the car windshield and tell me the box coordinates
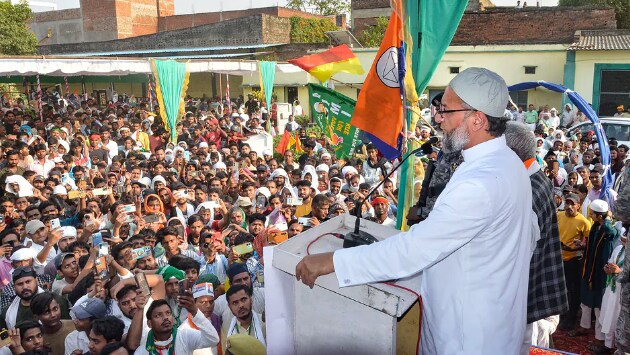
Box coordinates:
[572,122,630,143]
[604,123,630,142]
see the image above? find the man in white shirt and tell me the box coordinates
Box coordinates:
[134,297,219,355]
[296,67,536,354]
[28,144,54,178]
[221,284,266,351]
[99,127,119,160]
[65,298,107,355]
[213,263,265,322]
[24,220,57,273]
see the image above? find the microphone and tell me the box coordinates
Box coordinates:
[343,141,433,248]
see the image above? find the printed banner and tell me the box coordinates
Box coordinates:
[308,84,361,158]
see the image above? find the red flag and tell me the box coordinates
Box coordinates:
[288,44,364,82]
[276,130,291,155]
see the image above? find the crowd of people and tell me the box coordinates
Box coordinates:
[0,79,628,355]
[0,90,401,355]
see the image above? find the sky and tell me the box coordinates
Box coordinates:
[30,0,559,13]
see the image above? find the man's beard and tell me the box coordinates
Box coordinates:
[18,288,36,301]
[442,121,470,153]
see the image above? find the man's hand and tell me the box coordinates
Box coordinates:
[295,252,335,289]
[309,217,320,227]
[178,292,198,316]
[0,243,12,257]
[48,228,63,245]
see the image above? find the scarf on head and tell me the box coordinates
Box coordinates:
[226,311,266,347]
[228,207,248,230]
[5,286,45,329]
[145,194,165,214]
[145,326,177,355]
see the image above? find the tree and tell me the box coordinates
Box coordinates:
[357,16,389,47]
[0,0,38,55]
[286,0,351,16]
[558,0,630,29]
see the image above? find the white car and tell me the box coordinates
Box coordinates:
[567,117,630,147]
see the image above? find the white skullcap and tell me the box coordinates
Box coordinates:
[213,162,226,170]
[255,187,271,199]
[53,185,68,195]
[270,168,288,179]
[590,199,609,213]
[263,149,273,156]
[140,177,152,188]
[321,152,332,159]
[449,67,509,118]
[198,142,209,148]
[59,226,77,239]
[10,248,37,261]
[341,166,358,176]
[152,175,167,189]
[316,164,329,173]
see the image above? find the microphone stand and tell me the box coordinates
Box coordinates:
[343,145,425,248]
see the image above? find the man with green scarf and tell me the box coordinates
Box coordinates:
[133,293,219,355]
[572,199,617,343]
[156,265,189,327]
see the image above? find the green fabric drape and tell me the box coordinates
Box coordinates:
[152,59,189,142]
[259,61,276,133]
[396,0,468,229]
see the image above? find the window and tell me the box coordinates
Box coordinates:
[598,69,630,116]
[524,66,537,75]
[509,91,528,109]
[449,66,460,74]
[286,87,298,105]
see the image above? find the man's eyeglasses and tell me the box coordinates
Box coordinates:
[436,108,477,116]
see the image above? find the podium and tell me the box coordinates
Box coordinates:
[264,214,422,355]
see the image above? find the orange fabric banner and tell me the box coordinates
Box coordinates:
[350,2,403,149]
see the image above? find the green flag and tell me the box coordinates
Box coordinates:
[308,84,361,158]
[396,0,468,229]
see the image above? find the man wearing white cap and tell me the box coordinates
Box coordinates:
[24,220,57,272]
[296,67,537,354]
[573,199,618,342]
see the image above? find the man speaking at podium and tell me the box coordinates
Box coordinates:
[296,68,537,355]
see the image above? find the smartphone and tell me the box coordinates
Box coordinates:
[298,217,312,227]
[121,204,136,213]
[256,195,267,209]
[256,270,265,286]
[232,242,254,256]
[50,218,61,230]
[123,214,135,223]
[94,256,108,279]
[0,215,4,224]
[178,279,190,296]
[0,328,11,347]
[143,214,159,224]
[68,190,86,199]
[135,273,151,297]
[91,232,103,247]
[189,171,199,178]
[92,187,112,196]
[98,243,109,257]
[267,231,289,245]
[287,197,303,206]
[131,246,152,260]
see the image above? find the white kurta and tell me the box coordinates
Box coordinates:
[334,136,536,355]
